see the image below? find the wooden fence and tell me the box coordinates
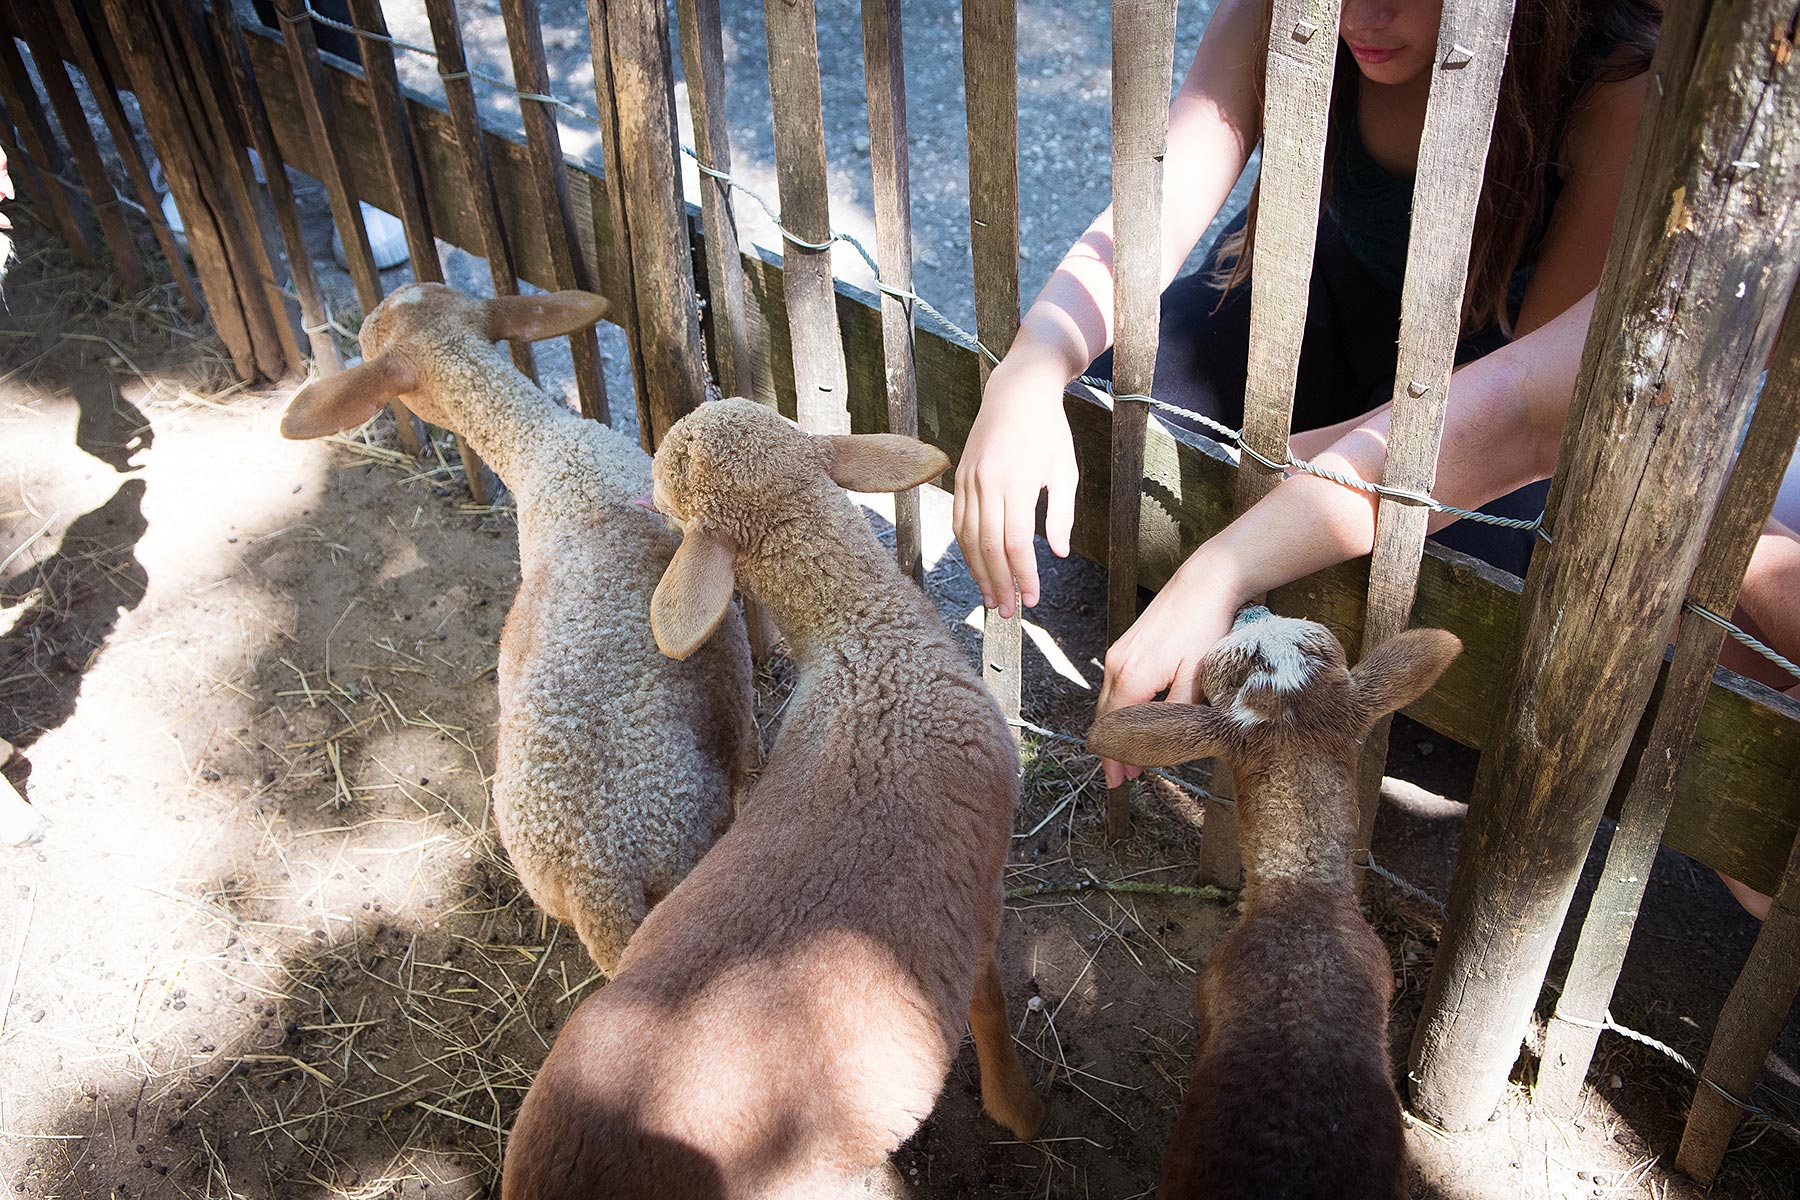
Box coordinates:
[8,0,1800,1179]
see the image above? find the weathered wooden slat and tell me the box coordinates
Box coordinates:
[1676,816,1800,1181]
[495,0,607,424]
[590,0,706,448]
[341,0,439,282]
[11,5,145,294]
[164,0,298,378]
[420,0,535,386]
[674,0,751,401]
[961,0,1025,743]
[340,0,489,501]
[1537,289,1800,1118]
[860,0,922,586]
[49,0,200,314]
[1239,0,1339,502]
[1107,0,1178,841]
[269,0,421,448]
[1354,0,1515,853]
[232,22,1800,899]
[99,0,280,380]
[1200,0,1343,883]
[1407,0,1800,1131]
[763,0,849,437]
[208,2,338,372]
[583,1,647,440]
[0,93,61,229]
[0,12,94,260]
[672,0,774,660]
[1541,1,1708,533]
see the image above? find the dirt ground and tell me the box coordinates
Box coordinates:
[2,202,1798,1200]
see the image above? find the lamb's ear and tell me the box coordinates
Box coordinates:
[822,434,950,493]
[1350,628,1462,723]
[483,291,610,343]
[1085,702,1236,769]
[280,355,417,439]
[651,526,738,660]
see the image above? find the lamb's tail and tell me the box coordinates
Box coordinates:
[569,884,649,977]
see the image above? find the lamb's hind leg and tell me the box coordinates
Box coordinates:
[969,955,1045,1138]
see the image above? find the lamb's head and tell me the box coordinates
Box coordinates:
[646,398,948,659]
[1086,607,1461,771]
[279,283,608,440]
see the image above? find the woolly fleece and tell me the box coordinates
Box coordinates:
[354,285,755,973]
[500,399,1040,1198]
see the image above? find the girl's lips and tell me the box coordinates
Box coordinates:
[1347,41,1400,66]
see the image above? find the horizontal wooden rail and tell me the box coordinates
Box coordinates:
[223,19,1800,896]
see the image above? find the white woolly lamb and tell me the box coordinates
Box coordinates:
[279,284,755,975]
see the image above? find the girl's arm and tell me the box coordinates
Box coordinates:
[1095,292,1590,784]
[1094,64,1652,784]
[954,0,1264,616]
[1738,520,1800,693]
[1288,68,1648,462]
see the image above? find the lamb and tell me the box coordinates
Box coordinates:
[1086,607,1461,1200]
[279,284,755,975]
[501,397,1045,1199]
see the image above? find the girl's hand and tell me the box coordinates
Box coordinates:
[953,356,1079,615]
[1094,554,1242,787]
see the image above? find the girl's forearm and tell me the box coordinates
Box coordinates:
[1000,0,1261,394]
[1178,292,1598,605]
[1740,521,1800,662]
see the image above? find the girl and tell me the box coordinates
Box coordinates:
[951,0,1661,784]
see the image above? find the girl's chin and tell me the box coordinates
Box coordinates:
[1353,56,1429,87]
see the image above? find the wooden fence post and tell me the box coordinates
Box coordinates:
[861,0,924,587]
[497,0,609,425]
[1407,0,1800,1130]
[421,0,537,386]
[11,5,146,295]
[589,0,707,448]
[208,3,339,372]
[1353,0,1514,854]
[672,0,776,662]
[763,0,848,436]
[270,0,422,444]
[100,0,293,383]
[961,0,1024,745]
[1676,812,1800,1181]
[49,0,200,315]
[674,0,750,403]
[166,0,301,377]
[340,0,489,500]
[1202,0,1342,884]
[1537,287,1800,1119]
[1106,0,1179,838]
[0,13,94,260]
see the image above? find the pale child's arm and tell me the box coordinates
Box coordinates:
[954,0,1265,614]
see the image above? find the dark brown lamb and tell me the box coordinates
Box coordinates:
[1087,607,1461,1200]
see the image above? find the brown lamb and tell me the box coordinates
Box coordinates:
[279,285,755,975]
[502,397,1045,1199]
[1087,606,1461,1200]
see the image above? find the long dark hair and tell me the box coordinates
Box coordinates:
[1214,0,1660,334]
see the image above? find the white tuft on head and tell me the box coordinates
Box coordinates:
[389,285,426,306]
[1245,617,1316,694]
[1219,614,1320,727]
